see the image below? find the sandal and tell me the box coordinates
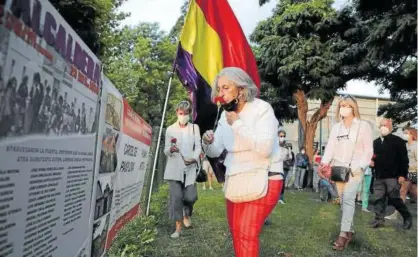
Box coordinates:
[346,232,354,244]
[332,236,349,251]
[332,232,353,246]
[332,197,341,205]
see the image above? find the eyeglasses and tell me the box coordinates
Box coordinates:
[337,134,349,141]
[340,94,357,103]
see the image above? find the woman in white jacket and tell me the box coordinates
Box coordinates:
[321,95,373,250]
[163,100,201,238]
[202,67,285,257]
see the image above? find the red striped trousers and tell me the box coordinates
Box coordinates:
[226,179,283,257]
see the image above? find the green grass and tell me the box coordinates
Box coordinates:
[150,182,417,257]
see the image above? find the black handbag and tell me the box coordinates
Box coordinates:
[331,121,362,182]
[192,124,208,183]
[196,166,208,183]
[330,166,353,182]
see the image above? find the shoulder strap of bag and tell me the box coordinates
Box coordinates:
[348,121,362,168]
[192,123,195,151]
[192,124,202,169]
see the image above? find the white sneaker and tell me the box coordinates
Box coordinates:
[279,200,285,204]
[385,211,400,220]
[209,187,214,190]
[170,231,180,238]
[362,208,371,213]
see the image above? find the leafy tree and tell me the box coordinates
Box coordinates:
[252,46,298,124]
[50,0,129,59]
[259,83,298,126]
[104,24,187,127]
[351,0,417,124]
[168,1,189,43]
[251,0,368,159]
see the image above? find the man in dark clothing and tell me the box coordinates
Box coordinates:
[370,118,412,230]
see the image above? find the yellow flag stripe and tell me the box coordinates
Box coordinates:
[180,0,223,86]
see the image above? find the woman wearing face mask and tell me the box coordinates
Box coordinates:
[400,127,417,202]
[320,95,373,251]
[163,100,201,238]
[202,67,285,257]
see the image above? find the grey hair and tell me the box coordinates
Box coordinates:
[211,67,259,102]
[176,100,191,112]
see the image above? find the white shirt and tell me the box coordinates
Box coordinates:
[203,98,286,178]
[322,118,373,171]
[163,122,201,186]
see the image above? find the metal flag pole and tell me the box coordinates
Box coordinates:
[145,70,175,216]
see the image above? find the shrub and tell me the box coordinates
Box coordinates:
[107,215,157,257]
[149,184,169,225]
[108,184,169,257]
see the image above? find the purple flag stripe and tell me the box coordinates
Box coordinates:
[174,44,226,182]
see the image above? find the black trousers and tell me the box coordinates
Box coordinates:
[281,168,290,196]
[373,178,411,221]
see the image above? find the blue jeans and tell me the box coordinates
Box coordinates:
[319,179,338,199]
[294,167,306,189]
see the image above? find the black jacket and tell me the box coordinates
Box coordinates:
[373,134,408,179]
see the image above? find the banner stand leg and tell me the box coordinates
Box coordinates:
[145,72,174,216]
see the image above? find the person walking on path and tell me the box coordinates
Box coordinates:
[163,100,201,238]
[320,95,373,251]
[370,119,413,230]
[202,67,285,257]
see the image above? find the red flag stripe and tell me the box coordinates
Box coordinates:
[195,0,261,88]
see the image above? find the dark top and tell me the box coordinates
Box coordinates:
[296,153,309,168]
[373,133,408,179]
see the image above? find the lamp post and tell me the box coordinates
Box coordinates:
[319,119,323,153]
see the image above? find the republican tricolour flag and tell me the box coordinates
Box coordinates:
[174,0,261,182]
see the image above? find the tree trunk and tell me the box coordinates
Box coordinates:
[293,89,333,161]
[304,123,317,162]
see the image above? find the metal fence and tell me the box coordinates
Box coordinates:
[140,126,167,213]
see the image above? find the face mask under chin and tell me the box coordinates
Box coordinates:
[221,98,239,112]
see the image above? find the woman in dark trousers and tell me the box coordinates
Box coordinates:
[163,100,201,238]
